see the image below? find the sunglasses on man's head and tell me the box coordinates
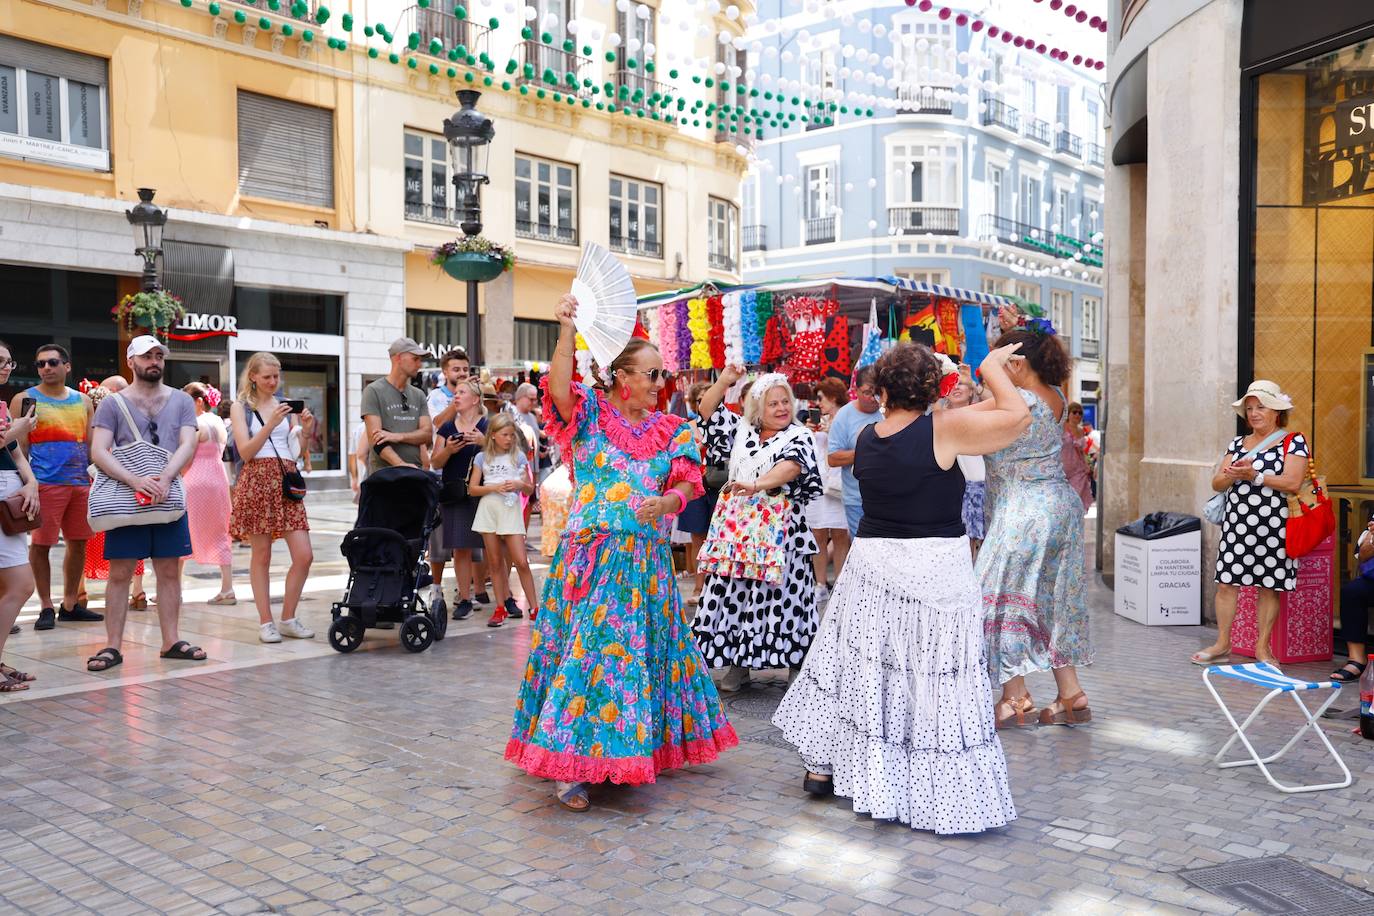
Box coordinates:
[35,358,65,369]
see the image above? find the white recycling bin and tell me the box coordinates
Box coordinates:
[1114,513,1202,626]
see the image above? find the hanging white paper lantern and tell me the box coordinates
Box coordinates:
[523,4,537,20]
[607,31,621,47]
[615,0,629,11]
[867,219,878,230]
[868,177,878,189]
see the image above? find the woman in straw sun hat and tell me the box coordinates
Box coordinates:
[1192,380,1309,667]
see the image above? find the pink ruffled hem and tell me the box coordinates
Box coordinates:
[504,724,740,785]
[666,457,705,502]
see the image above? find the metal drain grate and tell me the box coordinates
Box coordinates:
[1175,856,1374,915]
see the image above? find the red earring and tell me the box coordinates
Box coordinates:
[619,385,630,399]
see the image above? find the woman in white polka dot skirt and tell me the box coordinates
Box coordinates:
[773,341,1028,835]
[1192,380,1309,667]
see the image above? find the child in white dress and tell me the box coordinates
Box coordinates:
[468,414,538,628]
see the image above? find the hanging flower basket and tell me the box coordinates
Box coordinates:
[431,236,515,283]
[112,290,186,336]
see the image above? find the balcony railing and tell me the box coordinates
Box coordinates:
[743,224,767,252]
[977,215,1104,268]
[708,251,737,272]
[231,0,319,19]
[404,200,455,225]
[896,85,954,115]
[516,219,578,246]
[1055,131,1082,159]
[1086,142,1105,168]
[1025,117,1051,145]
[609,235,662,259]
[888,205,960,236]
[805,216,836,245]
[980,95,1020,132]
[614,70,670,109]
[515,41,594,96]
[402,6,492,62]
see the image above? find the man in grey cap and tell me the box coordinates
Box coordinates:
[361,337,433,473]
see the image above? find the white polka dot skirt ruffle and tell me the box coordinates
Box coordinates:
[773,536,1017,835]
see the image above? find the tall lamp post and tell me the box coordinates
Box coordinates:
[125,188,168,293]
[443,90,495,366]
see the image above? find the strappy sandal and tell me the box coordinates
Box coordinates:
[1331,660,1368,683]
[86,648,123,672]
[995,694,1037,729]
[130,592,148,611]
[0,663,36,683]
[1039,692,1092,726]
[0,671,29,692]
[555,781,589,812]
[1191,648,1231,666]
[160,641,207,661]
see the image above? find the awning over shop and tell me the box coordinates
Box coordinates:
[636,275,1014,312]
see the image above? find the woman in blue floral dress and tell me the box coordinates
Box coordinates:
[977,324,1094,727]
[506,295,737,811]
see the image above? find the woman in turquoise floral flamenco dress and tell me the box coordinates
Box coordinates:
[506,294,738,812]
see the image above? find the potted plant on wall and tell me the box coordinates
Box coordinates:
[430,235,516,283]
[112,289,187,337]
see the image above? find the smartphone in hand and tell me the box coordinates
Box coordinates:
[286,399,306,414]
[20,397,35,417]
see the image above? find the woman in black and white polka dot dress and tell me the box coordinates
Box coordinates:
[1194,380,1310,667]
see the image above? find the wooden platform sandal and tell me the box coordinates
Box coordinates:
[1038,693,1092,726]
[995,694,1037,729]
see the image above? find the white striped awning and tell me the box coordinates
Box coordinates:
[885,277,1015,308]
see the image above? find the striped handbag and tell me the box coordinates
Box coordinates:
[87,394,186,532]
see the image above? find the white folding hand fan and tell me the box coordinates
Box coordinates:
[570,242,638,372]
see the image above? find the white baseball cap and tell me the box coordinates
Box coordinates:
[126,335,168,359]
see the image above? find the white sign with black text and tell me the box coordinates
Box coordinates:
[1114,530,1201,626]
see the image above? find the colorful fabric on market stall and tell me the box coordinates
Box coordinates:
[740,291,763,364]
[961,304,990,370]
[707,295,727,369]
[675,299,692,369]
[935,298,963,357]
[761,314,787,364]
[901,303,945,352]
[688,298,712,369]
[723,292,745,366]
[632,315,651,341]
[820,315,852,380]
[658,302,680,372]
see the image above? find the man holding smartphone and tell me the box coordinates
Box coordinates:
[11,343,101,631]
[427,348,470,429]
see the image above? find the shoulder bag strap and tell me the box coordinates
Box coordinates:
[1237,430,1285,462]
[110,394,145,444]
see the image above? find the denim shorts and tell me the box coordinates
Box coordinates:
[104,514,192,561]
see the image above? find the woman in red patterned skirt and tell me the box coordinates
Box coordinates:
[229,353,315,644]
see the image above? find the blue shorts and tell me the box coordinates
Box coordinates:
[104,514,192,561]
[845,501,863,539]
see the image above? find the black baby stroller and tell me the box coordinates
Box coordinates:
[328,466,447,653]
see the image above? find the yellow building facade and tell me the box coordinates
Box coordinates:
[0,0,748,481]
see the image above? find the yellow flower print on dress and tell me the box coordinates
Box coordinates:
[600,702,619,723]
[606,482,631,502]
[594,451,608,468]
[578,483,596,504]
[567,696,586,717]
[602,642,629,658]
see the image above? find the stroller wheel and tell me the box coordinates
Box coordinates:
[430,601,448,641]
[328,616,365,653]
[400,614,434,653]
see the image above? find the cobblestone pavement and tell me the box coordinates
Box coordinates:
[3,516,1374,914]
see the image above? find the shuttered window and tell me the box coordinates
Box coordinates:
[0,35,109,169]
[236,91,334,208]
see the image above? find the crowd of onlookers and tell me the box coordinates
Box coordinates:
[0,334,547,690]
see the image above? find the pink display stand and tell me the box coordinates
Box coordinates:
[1233,534,1334,664]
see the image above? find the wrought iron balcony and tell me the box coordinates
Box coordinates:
[404,201,455,225]
[896,85,954,115]
[1086,142,1105,168]
[402,6,492,62]
[888,206,960,235]
[1055,131,1082,159]
[977,215,1103,268]
[609,235,663,259]
[515,41,595,96]
[708,251,737,272]
[980,95,1019,132]
[231,0,319,19]
[743,224,767,252]
[516,218,578,246]
[613,70,670,110]
[1025,117,1051,145]
[805,216,836,245]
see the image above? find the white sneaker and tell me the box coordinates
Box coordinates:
[259,622,282,643]
[816,585,830,605]
[278,617,315,639]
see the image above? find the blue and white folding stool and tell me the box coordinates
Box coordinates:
[1202,662,1352,793]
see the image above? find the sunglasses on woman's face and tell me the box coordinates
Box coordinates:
[625,368,666,383]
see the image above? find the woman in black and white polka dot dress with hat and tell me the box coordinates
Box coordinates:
[1193,380,1310,667]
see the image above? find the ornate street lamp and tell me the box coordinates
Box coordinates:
[444,90,495,364]
[125,187,168,292]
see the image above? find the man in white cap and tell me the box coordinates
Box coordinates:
[85,336,203,672]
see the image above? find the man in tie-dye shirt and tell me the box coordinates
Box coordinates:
[10,344,102,631]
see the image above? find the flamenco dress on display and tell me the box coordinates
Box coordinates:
[977,388,1092,684]
[505,381,738,784]
[773,415,1015,834]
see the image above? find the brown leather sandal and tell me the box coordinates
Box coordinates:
[1038,692,1092,726]
[995,694,1037,729]
[131,592,148,611]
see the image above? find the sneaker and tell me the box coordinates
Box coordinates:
[505,597,523,619]
[278,618,315,639]
[452,599,474,621]
[487,607,507,628]
[58,603,104,623]
[259,622,282,643]
[34,608,55,631]
[474,591,491,605]
[816,585,830,606]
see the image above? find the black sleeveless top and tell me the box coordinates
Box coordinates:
[853,413,966,539]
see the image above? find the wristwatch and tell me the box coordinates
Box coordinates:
[1254,471,1266,488]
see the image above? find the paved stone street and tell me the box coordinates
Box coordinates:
[3,506,1374,914]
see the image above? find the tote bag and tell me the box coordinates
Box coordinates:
[87,394,186,532]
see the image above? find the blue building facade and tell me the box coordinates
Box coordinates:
[741,0,1106,407]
